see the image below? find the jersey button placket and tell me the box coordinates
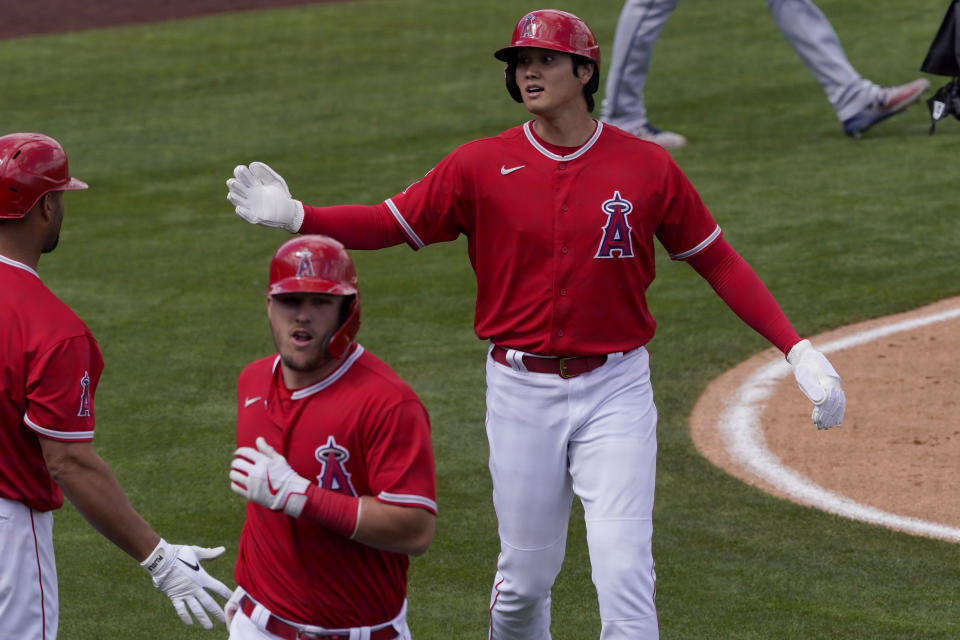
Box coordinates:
[553,162,571,349]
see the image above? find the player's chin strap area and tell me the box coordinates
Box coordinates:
[234,586,406,640]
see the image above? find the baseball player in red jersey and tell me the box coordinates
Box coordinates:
[0,132,232,638]
[225,9,846,639]
[224,235,437,640]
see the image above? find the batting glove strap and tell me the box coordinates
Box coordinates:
[230,437,311,517]
[226,162,304,233]
[141,538,233,629]
[787,339,846,429]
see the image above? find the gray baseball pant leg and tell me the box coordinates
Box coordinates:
[766,0,878,121]
[601,0,681,129]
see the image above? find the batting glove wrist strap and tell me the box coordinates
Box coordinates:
[226,161,304,233]
[301,484,361,539]
[230,437,311,517]
[787,339,846,429]
[141,538,233,629]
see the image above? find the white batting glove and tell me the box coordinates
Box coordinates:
[230,436,310,517]
[787,339,846,429]
[226,161,305,233]
[140,538,233,629]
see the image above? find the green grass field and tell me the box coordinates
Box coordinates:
[4,0,959,637]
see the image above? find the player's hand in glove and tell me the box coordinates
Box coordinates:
[140,538,233,629]
[226,162,305,233]
[230,436,310,517]
[787,339,846,429]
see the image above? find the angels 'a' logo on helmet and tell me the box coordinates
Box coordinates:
[314,435,358,496]
[295,249,316,277]
[519,14,536,38]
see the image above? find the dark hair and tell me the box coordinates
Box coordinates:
[571,55,600,113]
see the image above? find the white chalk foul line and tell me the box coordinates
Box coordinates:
[719,305,960,542]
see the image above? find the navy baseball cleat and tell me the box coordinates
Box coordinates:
[842,78,932,138]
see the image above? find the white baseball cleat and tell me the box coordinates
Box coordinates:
[631,122,688,148]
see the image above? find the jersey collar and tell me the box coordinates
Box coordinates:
[522,120,603,162]
[0,253,39,279]
[270,343,365,401]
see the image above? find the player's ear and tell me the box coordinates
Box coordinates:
[577,60,595,86]
[36,192,57,223]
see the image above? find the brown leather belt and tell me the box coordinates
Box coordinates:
[490,345,608,379]
[239,595,398,640]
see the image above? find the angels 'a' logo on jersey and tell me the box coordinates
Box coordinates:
[295,249,315,277]
[595,191,635,259]
[77,371,91,417]
[314,435,358,497]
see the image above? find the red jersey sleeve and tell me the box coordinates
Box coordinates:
[363,399,437,514]
[383,147,472,251]
[687,237,802,354]
[653,153,722,260]
[24,334,102,442]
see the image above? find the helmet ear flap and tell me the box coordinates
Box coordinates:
[324,294,361,359]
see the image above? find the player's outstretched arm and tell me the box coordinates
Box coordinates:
[226,161,305,232]
[39,438,232,629]
[686,237,846,429]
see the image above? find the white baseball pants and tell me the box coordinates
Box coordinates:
[225,587,410,640]
[0,497,57,640]
[485,346,659,639]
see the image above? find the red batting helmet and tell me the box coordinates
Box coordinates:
[268,235,361,359]
[494,9,600,65]
[0,133,88,219]
[494,9,601,110]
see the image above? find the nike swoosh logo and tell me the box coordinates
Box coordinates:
[178,558,200,572]
[500,164,525,175]
[244,396,261,408]
[266,471,282,496]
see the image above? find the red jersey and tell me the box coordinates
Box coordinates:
[382,121,721,356]
[233,344,436,628]
[0,255,102,512]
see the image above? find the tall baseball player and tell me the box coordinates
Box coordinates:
[602,0,931,147]
[224,235,437,640]
[224,9,846,638]
[0,132,232,639]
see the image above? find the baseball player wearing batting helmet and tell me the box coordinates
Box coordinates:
[225,9,846,639]
[0,132,232,638]
[224,235,437,640]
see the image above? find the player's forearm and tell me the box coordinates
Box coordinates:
[687,237,801,354]
[40,439,159,561]
[300,203,407,249]
[300,486,435,556]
